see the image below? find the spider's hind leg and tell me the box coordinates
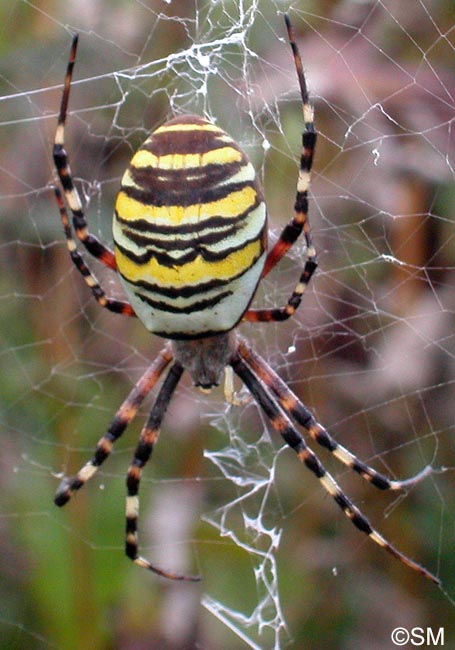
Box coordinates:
[54,189,136,316]
[53,34,118,272]
[245,14,317,324]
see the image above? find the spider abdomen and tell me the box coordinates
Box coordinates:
[113,114,267,339]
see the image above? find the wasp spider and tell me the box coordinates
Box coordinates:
[53,16,439,584]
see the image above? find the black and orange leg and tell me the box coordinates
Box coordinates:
[245,14,317,324]
[53,34,117,271]
[124,360,200,581]
[54,188,136,316]
[230,347,439,584]
[236,337,432,491]
[54,345,173,506]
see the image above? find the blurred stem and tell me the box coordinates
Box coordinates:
[389,175,431,313]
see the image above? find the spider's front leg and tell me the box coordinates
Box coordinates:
[237,338,433,492]
[230,339,439,585]
[124,361,200,581]
[54,346,173,505]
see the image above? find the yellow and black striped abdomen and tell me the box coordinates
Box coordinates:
[113,115,267,339]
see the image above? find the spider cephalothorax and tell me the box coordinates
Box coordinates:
[52,16,438,585]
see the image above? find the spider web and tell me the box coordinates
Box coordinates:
[1,1,454,648]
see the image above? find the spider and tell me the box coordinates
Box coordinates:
[52,15,439,584]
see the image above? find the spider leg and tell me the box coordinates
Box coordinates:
[230,346,440,584]
[53,34,118,272]
[54,345,173,506]
[125,361,200,581]
[237,338,432,491]
[245,15,317,323]
[54,188,135,315]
